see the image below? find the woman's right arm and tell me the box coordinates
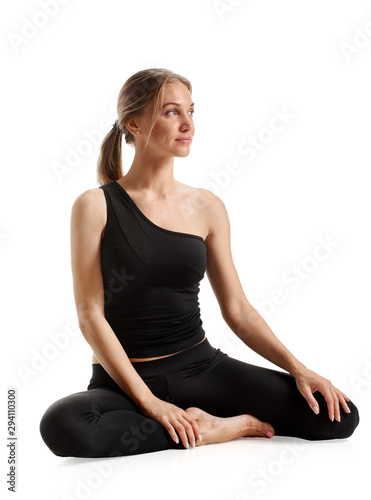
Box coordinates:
[70,188,201,448]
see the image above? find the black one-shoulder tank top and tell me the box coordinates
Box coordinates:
[99,181,208,358]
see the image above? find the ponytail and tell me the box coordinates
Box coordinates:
[96,124,123,186]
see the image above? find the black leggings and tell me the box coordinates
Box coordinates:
[39,338,360,458]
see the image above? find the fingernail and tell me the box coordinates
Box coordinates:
[266,431,273,438]
[346,405,351,413]
[191,441,195,448]
[312,406,319,415]
[331,415,334,422]
[336,415,341,422]
[185,442,189,449]
[198,434,202,441]
[175,437,179,444]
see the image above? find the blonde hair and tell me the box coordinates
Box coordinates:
[96,68,192,185]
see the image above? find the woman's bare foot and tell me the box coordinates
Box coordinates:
[185,407,275,447]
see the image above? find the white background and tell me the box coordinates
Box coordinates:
[1,0,370,499]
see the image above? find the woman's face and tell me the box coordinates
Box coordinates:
[139,81,195,159]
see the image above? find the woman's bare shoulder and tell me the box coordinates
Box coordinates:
[177,183,228,241]
[71,187,106,231]
[177,182,223,208]
[72,186,105,210]
[73,185,104,201]
[185,184,227,216]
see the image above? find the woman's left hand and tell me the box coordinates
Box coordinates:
[293,367,352,421]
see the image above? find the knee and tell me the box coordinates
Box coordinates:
[39,399,73,457]
[336,400,360,439]
[40,395,95,457]
[308,399,360,441]
[40,403,62,456]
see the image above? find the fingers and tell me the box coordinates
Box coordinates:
[338,391,352,415]
[314,384,352,422]
[301,386,320,415]
[165,424,180,445]
[174,419,192,448]
[176,414,200,449]
[297,370,353,423]
[328,386,338,422]
[165,411,200,449]
[326,385,354,422]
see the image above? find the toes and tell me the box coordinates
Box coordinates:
[244,415,275,438]
[264,422,275,438]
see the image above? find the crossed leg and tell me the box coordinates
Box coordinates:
[40,354,360,458]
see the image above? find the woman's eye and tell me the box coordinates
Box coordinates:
[166,110,195,116]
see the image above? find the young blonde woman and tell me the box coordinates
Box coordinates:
[40,68,359,457]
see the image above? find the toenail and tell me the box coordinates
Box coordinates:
[266,431,273,438]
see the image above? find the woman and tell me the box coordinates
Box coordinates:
[39,68,359,458]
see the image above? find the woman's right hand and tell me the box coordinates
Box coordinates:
[138,396,201,449]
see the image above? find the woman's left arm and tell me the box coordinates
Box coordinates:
[223,300,352,422]
[201,188,352,422]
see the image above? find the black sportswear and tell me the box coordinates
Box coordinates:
[40,338,360,457]
[39,182,360,458]
[99,181,207,358]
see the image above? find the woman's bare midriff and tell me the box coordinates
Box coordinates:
[92,336,207,364]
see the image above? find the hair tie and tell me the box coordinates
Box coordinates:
[113,119,122,133]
